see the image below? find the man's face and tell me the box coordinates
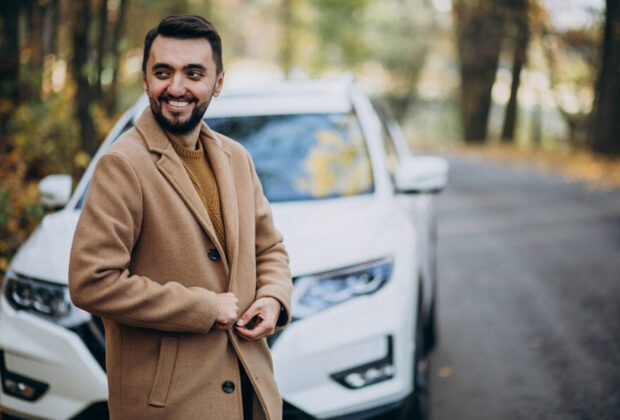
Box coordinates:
[142,36,224,135]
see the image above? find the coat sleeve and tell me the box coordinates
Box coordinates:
[246,151,293,328]
[69,151,219,334]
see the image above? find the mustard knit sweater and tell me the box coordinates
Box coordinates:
[171,138,226,250]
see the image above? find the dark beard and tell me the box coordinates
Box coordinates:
[149,97,208,135]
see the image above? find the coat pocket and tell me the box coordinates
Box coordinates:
[148,335,179,407]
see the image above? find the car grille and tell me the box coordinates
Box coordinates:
[70,316,106,372]
[71,401,109,419]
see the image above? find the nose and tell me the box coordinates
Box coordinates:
[167,74,186,97]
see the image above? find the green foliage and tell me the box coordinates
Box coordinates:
[0,188,11,231]
[0,152,46,274]
[365,1,433,102]
[8,92,78,179]
[0,89,80,274]
[310,0,371,69]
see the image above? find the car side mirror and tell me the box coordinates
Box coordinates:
[39,174,73,209]
[395,156,448,194]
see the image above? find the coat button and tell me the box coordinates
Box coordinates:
[208,248,220,261]
[222,381,235,393]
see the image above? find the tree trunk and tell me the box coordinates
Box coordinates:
[501,0,529,143]
[21,0,45,100]
[95,0,109,101]
[531,100,542,146]
[0,0,21,142]
[590,0,620,155]
[280,0,294,78]
[72,0,97,155]
[41,0,58,57]
[453,0,506,143]
[104,0,128,116]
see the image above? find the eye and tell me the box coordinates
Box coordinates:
[154,71,170,78]
[187,70,203,79]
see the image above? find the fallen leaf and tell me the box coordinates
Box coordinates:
[438,366,453,378]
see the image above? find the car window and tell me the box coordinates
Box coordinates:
[206,113,374,202]
[77,112,374,207]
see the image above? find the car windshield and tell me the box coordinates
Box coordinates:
[205,113,374,202]
[77,112,373,208]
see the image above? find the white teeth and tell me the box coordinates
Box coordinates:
[168,100,189,107]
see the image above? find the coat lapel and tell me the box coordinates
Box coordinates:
[134,109,229,275]
[201,124,240,288]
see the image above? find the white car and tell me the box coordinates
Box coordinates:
[0,77,447,420]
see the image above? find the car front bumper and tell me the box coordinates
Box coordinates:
[0,296,108,420]
[0,253,419,420]
[272,257,418,419]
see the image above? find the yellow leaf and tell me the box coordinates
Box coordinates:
[438,366,452,378]
[74,151,92,169]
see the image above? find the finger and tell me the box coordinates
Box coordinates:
[236,303,260,327]
[215,320,234,330]
[235,320,274,341]
[235,325,264,340]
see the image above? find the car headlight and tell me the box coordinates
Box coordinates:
[2,270,90,328]
[292,257,393,320]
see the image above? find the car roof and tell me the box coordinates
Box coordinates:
[133,78,355,120]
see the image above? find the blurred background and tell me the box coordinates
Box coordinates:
[1,1,619,418]
[0,0,618,268]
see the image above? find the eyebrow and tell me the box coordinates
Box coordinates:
[151,63,207,72]
[183,64,207,71]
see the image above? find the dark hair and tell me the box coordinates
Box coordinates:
[142,15,223,74]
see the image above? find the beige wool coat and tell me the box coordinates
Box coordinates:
[69,108,292,420]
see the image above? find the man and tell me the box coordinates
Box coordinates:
[69,15,292,420]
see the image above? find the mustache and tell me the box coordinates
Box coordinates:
[158,93,197,102]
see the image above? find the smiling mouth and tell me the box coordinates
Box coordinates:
[159,93,196,110]
[168,100,190,107]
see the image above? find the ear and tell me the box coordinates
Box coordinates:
[213,71,225,97]
[141,71,148,93]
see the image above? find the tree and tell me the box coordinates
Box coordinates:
[104,0,128,115]
[95,0,109,101]
[590,0,620,155]
[453,0,507,143]
[72,0,97,155]
[366,0,433,121]
[310,0,371,71]
[501,0,529,143]
[279,0,293,77]
[0,0,21,142]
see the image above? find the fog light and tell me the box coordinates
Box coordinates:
[331,336,394,389]
[344,373,365,388]
[0,351,48,401]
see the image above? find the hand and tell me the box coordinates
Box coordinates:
[234,297,281,341]
[214,292,239,330]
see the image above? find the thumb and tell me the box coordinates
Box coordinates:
[237,302,259,327]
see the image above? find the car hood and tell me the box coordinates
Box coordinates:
[9,195,409,285]
[272,195,409,276]
[9,210,81,285]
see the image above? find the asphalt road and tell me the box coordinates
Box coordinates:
[429,155,620,420]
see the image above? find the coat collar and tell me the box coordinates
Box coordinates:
[134,107,239,280]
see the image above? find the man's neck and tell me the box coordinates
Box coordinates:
[165,125,201,150]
